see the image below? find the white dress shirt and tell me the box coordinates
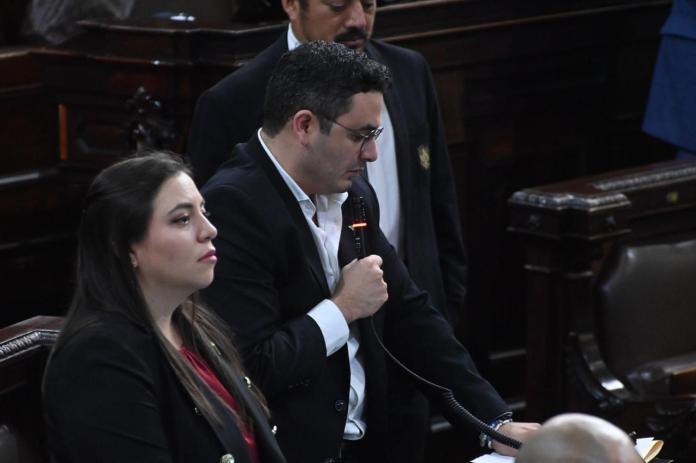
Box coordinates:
[258,129,367,439]
[368,103,402,256]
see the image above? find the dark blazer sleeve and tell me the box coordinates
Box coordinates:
[187,89,237,185]
[202,183,329,398]
[419,54,468,323]
[352,180,509,424]
[187,78,266,185]
[377,40,469,325]
[44,333,173,463]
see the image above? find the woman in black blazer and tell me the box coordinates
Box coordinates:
[43,152,286,463]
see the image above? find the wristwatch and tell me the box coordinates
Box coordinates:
[479,412,513,449]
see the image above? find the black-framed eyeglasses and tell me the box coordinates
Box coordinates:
[322,116,383,152]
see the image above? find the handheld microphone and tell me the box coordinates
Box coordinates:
[350,197,368,259]
[349,195,522,450]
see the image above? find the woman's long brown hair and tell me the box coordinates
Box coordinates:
[46,151,268,433]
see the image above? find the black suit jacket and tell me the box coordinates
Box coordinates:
[188,33,467,325]
[201,136,508,463]
[43,311,286,463]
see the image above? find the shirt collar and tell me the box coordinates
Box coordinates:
[287,24,301,51]
[256,129,348,214]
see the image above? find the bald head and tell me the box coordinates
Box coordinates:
[515,414,644,463]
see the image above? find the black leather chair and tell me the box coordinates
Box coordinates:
[598,235,696,397]
[567,234,696,456]
[0,316,62,463]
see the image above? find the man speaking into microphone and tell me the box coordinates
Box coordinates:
[201,41,538,463]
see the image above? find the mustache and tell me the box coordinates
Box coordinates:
[335,28,369,43]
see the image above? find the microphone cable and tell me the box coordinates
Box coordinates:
[349,196,522,450]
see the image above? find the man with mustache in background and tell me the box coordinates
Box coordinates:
[188,2,469,462]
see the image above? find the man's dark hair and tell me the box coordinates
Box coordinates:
[263,40,391,136]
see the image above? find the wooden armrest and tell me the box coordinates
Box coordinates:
[671,365,696,396]
[0,316,63,392]
[626,353,696,397]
